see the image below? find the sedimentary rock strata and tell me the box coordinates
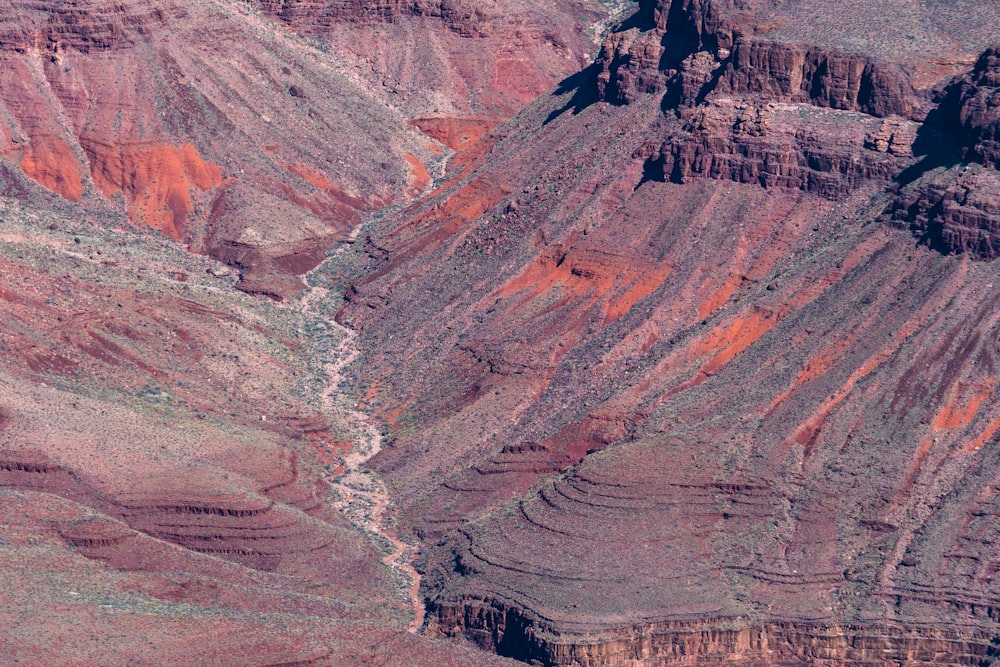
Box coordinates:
[323,1,1000,664]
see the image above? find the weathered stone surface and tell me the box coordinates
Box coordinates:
[885,46,1000,258]
[958,46,1000,167]
[641,99,918,198]
[326,5,1000,665]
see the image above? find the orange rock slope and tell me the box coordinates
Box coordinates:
[0,0,612,299]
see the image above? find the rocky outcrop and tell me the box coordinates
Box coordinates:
[205,184,350,299]
[641,100,918,199]
[886,167,1000,259]
[716,40,915,118]
[886,46,1000,258]
[0,0,184,52]
[958,46,1000,167]
[595,0,917,118]
[596,26,667,105]
[588,0,929,206]
[428,599,996,666]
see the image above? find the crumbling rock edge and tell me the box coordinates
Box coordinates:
[428,596,997,666]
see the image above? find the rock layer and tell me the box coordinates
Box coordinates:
[0,194,520,665]
[884,46,1000,258]
[325,3,1000,664]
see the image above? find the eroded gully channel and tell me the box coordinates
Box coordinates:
[299,224,425,634]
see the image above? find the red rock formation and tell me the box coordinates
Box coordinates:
[0,0,453,299]
[84,140,222,240]
[411,117,497,152]
[18,135,84,201]
[643,100,918,198]
[329,3,1000,664]
[886,46,1000,258]
[960,47,1000,167]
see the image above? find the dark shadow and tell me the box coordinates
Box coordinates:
[916,198,954,256]
[543,63,601,125]
[494,608,541,663]
[658,0,698,70]
[692,56,729,107]
[659,71,682,114]
[894,85,964,187]
[616,11,652,33]
[635,154,666,190]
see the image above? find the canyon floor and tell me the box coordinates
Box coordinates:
[4,0,1000,666]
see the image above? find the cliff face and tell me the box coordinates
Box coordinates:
[960,47,1000,168]
[429,601,994,666]
[591,0,1000,258]
[642,100,918,199]
[886,46,1000,258]
[596,0,916,116]
[323,2,1000,665]
[592,0,927,209]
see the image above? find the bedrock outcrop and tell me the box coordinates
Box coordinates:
[324,3,1000,664]
[885,46,1000,258]
[640,100,918,199]
[595,0,1000,115]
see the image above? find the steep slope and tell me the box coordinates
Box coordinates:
[327,1,1000,664]
[0,177,524,665]
[0,0,421,299]
[0,0,614,300]
[247,0,612,121]
[0,0,623,663]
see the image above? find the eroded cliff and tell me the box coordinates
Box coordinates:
[323,1,1000,664]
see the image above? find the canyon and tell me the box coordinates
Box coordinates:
[3,0,1000,665]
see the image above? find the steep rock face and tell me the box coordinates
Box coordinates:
[715,39,915,118]
[959,47,1000,167]
[886,166,1000,259]
[428,601,992,666]
[0,0,183,52]
[589,0,943,204]
[642,100,918,199]
[325,3,1000,664]
[595,0,1000,115]
[887,46,1000,258]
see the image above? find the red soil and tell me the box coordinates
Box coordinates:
[404,153,431,197]
[83,140,223,240]
[19,135,84,202]
[933,382,995,431]
[411,117,497,152]
[285,161,368,211]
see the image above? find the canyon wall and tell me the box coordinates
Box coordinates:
[326,1,1000,664]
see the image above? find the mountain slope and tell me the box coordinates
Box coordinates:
[327,1,1000,663]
